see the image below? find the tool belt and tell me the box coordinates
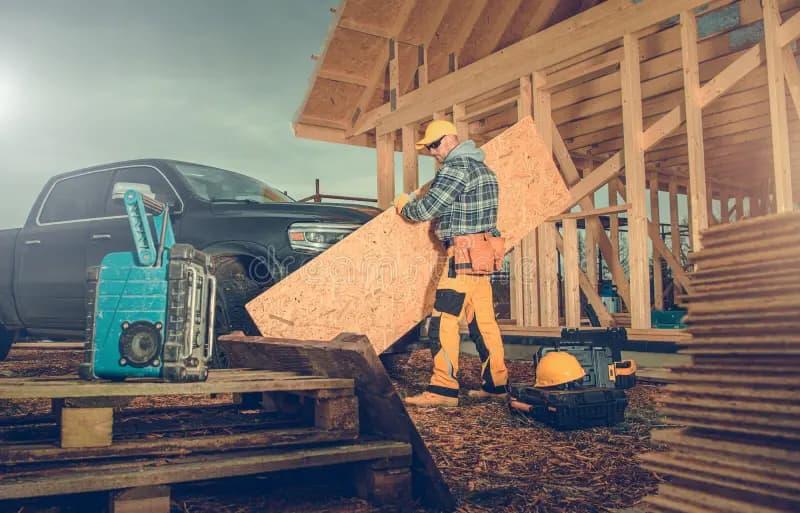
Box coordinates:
[451,232,505,275]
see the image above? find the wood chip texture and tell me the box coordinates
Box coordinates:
[246,116,571,353]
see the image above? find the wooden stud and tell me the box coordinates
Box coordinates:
[668,178,682,295]
[735,191,745,220]
[650,171,664,310]
[534,71,558,327]
[563,218,580,328]
[417,44,428,88]
[61,407,113,448]
[518,74,538,326]
[621,33,651,329]
[110,486,171,513]
[609,180,619,259]
[681,10,709,252]
[402,124,419,193]
[377,132,396,209]
[764,0,795,212]
[453,103,469,141]
[720,189,730,223]
[389,39,400,111]
[583,160,598,289]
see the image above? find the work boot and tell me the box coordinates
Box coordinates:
[467,389,508,401]
[403,391,458,407]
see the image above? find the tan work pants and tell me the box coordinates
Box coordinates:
[426,258,509,398]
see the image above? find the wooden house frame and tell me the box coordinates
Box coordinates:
[293,0,799,342]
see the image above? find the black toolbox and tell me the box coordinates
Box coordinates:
[509,384,628,430]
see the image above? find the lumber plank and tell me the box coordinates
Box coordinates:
[247,117,571,353]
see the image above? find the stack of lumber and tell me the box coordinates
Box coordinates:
[641,212,800,512]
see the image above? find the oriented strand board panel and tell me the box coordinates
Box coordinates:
[246,117,571,353]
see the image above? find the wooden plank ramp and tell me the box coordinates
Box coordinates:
[641,211,800,513]
[219,331,456,512]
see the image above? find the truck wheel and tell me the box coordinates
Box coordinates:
[210,256,270,368]
[0,325,15,361]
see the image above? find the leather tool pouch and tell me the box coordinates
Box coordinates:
[453,233,505,275]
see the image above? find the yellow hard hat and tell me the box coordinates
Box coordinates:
[534,352,586,388]
[416,120,458,150]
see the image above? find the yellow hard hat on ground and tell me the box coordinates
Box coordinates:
[416,120,458,149]
[534,351,586,388]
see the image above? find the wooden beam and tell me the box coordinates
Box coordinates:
[720,189,731,223]
[681,10,709,252]
[401,124,418,193]
[317,69,371,87]
[534,72,559,327]
[763,0,795,212]
[650,171,664,310]
[782,47,800,121]
[377,132,396,209]
[452,103,469,141]
[777,10,800,47]
[348,1,417,130]
[547,204,630,221]
[389,39,400,111]
[562,218,580,328]
[608,180,619,259]
[449,0,490,71]
[621,33,651,329]
[367,0,713,137]
[517,74,537,326]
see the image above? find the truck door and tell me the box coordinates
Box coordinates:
[15,170,111,331]
[86,165,184,268]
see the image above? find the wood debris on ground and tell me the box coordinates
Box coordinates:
[0,347,670,513]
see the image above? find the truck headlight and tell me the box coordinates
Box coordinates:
[288,223,360,253]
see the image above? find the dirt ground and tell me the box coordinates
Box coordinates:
[0,347,668,513]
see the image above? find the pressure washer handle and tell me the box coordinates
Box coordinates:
[142,195,166,214]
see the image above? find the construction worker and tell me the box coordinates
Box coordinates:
[394,120,509,407]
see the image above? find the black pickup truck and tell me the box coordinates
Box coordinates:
[0,159,380,359]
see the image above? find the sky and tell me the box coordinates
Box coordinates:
[0,0,435,229]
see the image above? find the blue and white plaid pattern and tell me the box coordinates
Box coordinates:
[401,155,499,242]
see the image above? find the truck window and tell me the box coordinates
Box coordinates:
[106,166,181,216]
[38,171,111,224]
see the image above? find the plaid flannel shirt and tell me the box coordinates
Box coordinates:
[401,150,499,243]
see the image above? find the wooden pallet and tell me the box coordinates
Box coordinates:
[0,369,358,452]
[0,368,416,511]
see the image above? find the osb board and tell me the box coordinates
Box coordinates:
[247,117,571,353]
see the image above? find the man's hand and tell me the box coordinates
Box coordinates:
[393,192,414,214]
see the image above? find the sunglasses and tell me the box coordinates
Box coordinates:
[426,137,445,151]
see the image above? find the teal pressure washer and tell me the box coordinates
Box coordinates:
[79,189,216,382]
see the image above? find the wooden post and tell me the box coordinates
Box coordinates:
[763,0,794,212]
[563,218,580,328]
[388,39,400,111]
[377,132,396,209]
[735,191,745,221]
[649,171,664,311]
[453,102,469,141]
[707,187,716,226]
[534,71,559,327]
[584,159,598,289]
[681,10,709,252]
[720,189,730,223]
[621,33,651,329]
[61,407,113,448]
[668,178,682,295]
[518,74,538,326]
[402,125,419,193]
[416,44,428,88]
[608,180,619,259]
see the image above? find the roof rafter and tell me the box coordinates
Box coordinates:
[457,0,524,67]
[522,0,560,38]
[347,0,419,130]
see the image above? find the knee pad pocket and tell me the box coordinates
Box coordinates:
[434,289,466,316]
